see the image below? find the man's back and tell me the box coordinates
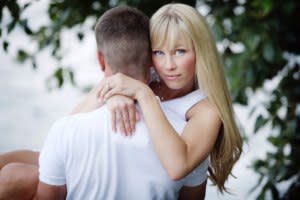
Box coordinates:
[39,90,208,200]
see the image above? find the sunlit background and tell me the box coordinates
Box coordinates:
[1,0,299,199]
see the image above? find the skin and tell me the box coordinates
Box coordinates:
[0,150,39,169]
[34,183,66,200]
[0,151,39,200]
[0,163,38,200]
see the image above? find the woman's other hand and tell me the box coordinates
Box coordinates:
[106,95,140,136]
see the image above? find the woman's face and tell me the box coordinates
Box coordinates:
[152,36,196,93]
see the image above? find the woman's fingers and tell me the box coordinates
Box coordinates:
[106,95,138,136]
[99,81,112,101]
[103,87,119,102]
[97,78,119,102]
[116,110,126,135]
[128,104,137,133]
[98,73,143,135]
[96,80,107,101]
[111,110,117,133]
[101,74,140,101]
[121,105,133,135]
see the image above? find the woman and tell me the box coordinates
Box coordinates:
[0,3,242,198]
[97,3,243,192]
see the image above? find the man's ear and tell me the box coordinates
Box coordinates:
[97,51,105,71]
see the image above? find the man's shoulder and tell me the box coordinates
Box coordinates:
[48,106,110,139]
[58,106,110,125]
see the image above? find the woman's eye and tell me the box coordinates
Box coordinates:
[153,50,164,56]
[175,49,186,56]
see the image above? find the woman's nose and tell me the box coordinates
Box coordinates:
[164,56,176,70]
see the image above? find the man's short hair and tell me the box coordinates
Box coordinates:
[95,6,151,79]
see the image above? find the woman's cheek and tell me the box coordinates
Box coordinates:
[152,58,163,72]
[181,54,196,74]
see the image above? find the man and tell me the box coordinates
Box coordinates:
[0,6,207,200]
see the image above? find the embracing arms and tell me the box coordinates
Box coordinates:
[99,73,221,180]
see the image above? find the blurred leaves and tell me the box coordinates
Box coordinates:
[16,49,28,62]
[47,67,76,89]
[254,115,268,133]
[1,0,300,199]
[3,40,9,52]
[205,0,300,199]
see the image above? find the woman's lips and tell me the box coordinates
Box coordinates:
[164,74,180,80]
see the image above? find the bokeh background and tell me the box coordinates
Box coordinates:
[0,0,299,199]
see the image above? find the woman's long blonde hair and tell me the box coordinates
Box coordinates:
[150,3,243,193]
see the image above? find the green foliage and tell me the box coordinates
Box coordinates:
[1,0,299,199]
[47,67,77,89]
[204,0,300,199]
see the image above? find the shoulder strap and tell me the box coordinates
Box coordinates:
[161,90,206,120]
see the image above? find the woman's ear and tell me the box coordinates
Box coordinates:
[97,51,105,71]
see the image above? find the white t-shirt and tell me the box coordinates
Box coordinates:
[39,90,209,200]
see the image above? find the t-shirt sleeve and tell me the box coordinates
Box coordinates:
[182,158,209,186]
[39,117,68,186]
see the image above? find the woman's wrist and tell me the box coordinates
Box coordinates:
[135,83,155,102]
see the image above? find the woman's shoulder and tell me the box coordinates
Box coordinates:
[160,89,207,120]
[186,98,220,122]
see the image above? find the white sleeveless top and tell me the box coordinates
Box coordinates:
[39,89,209,200]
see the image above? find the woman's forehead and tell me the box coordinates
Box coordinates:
[152,32,193,50]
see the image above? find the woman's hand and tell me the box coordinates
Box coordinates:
[106,95,140,136]
[98,73,148,102]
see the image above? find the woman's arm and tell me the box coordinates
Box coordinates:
[99,73,221,180]
[136,90,221,180]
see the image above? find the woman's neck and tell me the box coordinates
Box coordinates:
[150,81,195,101]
